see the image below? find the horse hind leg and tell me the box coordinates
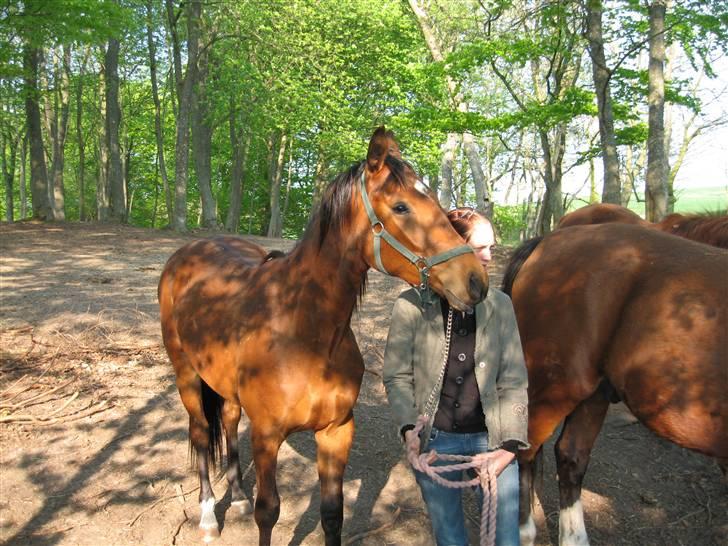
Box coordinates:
[519,452,538,546]
[554,385,611,546]
[221,399,253,515]
[315,415,355,546]
[251,427,284,546]
[176,367,223,542]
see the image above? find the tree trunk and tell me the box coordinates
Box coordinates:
[267,132,287,238]
[47,45,71,221]
[76,49,87,221]
[585,0,621,204]
[1,131,18,222]
[281,138,295,225]
[105,38,124,222]
[191,40,217,228]
[645,0,668,222]
[19,133,27,219]
[439,132,457,209]
[225,105,250,232]
[538,127,565,234]
[96,54,110,221]
[146,0,172,226]
[462,132,492,217]
[23,44,51,220]
[167,0,200,232]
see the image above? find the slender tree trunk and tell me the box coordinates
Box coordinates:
[76,49,87,221]
[192,41,217,228]
[439,132,457,209]
[146,0,172,225]
[96,54,110,221]
[1,131,18,222]
[462,132,492,217]
[167,0,200,231]
[281,138,294,225]
[47,45,71,221]
[267,132,287,238]
[19,133,27,219]
[105,38,124,222]
[225,102,249,232]
[585,0,621,203]
[645,0,668,222]
[538,127,565,234]
[23,44,50,220]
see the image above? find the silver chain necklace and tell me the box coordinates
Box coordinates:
[420,307,454,446]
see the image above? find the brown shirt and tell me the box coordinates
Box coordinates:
[432,298,487,433]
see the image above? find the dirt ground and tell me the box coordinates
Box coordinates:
[0,222,725,546]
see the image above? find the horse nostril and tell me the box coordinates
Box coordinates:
[469,273,487,303]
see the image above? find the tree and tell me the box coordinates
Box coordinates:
[23,44,51,220]
[584,0,621,204]
[645,0,669,221]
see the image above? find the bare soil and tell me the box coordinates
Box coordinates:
[0,222,725,546]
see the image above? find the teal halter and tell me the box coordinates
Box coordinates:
[359,171,474,293]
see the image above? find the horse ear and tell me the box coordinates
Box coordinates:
[367,126,400,173]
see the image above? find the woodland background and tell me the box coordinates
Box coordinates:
[1,0,727,243]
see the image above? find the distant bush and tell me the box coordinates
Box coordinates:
[493,204,528,245]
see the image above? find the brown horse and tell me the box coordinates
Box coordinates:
[158,128,487,545]
[502,223,727,546]
[559,203,728,248]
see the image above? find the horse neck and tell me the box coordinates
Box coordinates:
[287,216,369,324]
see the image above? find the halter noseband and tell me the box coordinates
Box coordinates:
[359,171,474,294]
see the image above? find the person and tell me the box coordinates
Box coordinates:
[383,207,529,546]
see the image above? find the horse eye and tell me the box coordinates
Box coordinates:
[392,202,410,215]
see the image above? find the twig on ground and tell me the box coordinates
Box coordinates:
[668,507,705,526]
[170,509,189,545]
[342,506,401,545]
[0,379,74,409]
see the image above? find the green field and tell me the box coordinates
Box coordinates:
[569,186,727,216]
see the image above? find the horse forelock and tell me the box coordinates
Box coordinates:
[502,237,543,297]
[316,156,422,249]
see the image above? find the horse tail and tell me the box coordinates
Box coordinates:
[501,237,543,296]
[192,379,225,473]
[532,445,543,507]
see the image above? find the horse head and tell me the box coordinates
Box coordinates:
[358,127,488,311]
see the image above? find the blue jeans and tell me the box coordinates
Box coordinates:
[414,428,520,546]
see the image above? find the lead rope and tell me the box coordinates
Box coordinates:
[406,308,498,546]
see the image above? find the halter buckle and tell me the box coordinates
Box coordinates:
[371,222,384,236]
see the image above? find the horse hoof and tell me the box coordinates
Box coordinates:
[232,499,253,515]
[199,525,220,543]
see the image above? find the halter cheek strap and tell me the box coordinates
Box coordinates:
[360,172,473,293]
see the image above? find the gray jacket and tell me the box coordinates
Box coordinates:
[383,287,529,451]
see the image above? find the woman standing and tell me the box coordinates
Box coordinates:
[383,207,529,546]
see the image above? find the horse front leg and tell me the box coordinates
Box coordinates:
[251,428,284,546]
[315,415,355,546]
[554,386,611,546]
[221,399,253,515]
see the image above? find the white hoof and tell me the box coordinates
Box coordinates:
[199,497,219,542]
[519,513,536,546]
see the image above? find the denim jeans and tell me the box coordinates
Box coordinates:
[414,428,520,546]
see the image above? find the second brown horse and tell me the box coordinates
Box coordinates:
[158,128,487,545]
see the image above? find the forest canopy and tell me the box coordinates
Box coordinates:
[1,0,726,241]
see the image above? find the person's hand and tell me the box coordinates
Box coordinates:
[404,429,437,467]
[471,449,515,477]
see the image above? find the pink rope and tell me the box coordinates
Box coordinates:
[407,417,498,546]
